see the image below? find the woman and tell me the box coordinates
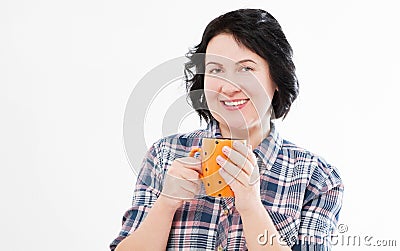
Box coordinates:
[111,9,343,251]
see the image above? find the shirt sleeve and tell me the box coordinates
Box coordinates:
[291,157,344,251]
[110,141,164,251]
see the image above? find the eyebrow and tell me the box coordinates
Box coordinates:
[205,59,257,66]
[237,59,257,64]
[205,61,223,67]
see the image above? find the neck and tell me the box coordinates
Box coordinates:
[218,118,271,149]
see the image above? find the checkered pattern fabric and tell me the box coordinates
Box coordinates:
[110,120,343,250]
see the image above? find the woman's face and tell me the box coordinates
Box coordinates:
[204,33,276,131]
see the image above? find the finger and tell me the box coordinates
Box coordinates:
[161,182,193,200]
[216,155,249,186]
[249,168,260,186]
[167,164,201,185]
[162,175,201,200]
[246,144,258,167]
[218,167,242,193]
[176,167,202,183]
[219,162,259,190]
[180,179,201,196]
[221,146,253,175]
[218,166,237,188]
[176,157,202,173]
[232,141,258,167]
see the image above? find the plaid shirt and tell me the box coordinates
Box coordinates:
[111,119,343,250]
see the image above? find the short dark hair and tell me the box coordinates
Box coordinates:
[184,9,299,123]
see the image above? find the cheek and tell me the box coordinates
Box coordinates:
[204,77,219,99]
[267,81,276,97]
[258,76,276,101]
[245,80,275,113]
[245,81,274,102]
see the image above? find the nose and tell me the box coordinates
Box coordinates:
[220,81,241,97]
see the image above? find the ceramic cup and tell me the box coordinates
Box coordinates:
[190,138,247,197]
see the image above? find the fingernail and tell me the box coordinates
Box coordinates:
[222,146,229,154]
[216,155,224,163]
[233,141,240,148]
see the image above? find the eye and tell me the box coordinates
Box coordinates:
[239,66,254,72]
[208,68,223,74]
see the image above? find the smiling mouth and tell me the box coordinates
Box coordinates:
[220,98,250,109]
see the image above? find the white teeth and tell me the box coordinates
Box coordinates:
[223,99,248,106]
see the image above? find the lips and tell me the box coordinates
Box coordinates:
[220,98,250,110]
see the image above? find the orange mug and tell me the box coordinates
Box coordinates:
[190,138,247,197]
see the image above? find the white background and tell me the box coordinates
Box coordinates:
[1,0,399,250]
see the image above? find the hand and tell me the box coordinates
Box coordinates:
[216,141,262,214]
[159,157,202,210]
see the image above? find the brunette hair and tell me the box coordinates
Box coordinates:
[185,9,299,122]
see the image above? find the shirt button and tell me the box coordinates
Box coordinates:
[223,209,229,216]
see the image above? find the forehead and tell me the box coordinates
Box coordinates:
[205,33,262,63]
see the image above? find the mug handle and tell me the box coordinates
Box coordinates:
[189,148,201,158]
[189,148,203,178]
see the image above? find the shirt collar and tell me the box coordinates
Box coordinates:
[205,118,222,138]
[206,119,282,170]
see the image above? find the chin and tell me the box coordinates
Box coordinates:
[217,115,254,131]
